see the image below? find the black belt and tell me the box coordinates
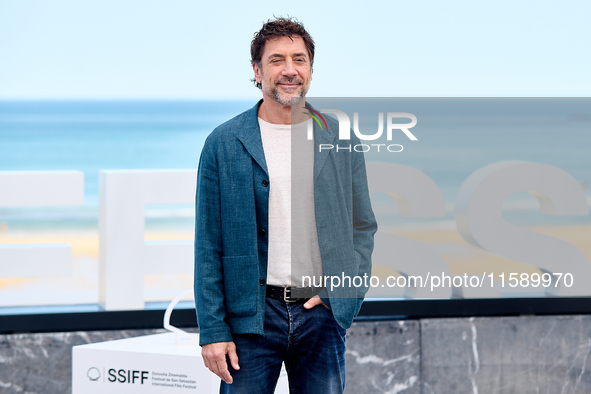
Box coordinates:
[266,285,322,303]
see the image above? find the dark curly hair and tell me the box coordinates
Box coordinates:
[250,17,315,89]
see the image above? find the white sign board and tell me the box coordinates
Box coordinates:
[73,332,289,393]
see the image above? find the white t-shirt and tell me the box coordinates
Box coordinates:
[258,117,323,287]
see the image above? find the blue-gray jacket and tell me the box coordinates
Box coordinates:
[194,100,377,346]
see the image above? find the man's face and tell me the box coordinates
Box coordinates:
[253,35,312,107]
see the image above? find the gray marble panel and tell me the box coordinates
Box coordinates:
[0,323,421,394]
[345,320,421,394]
[0,329,167,394]
[5,316,591,394]
[421,315,591,394]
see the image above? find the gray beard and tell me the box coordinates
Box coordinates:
[271,87,305,106]
[262,78,308,107]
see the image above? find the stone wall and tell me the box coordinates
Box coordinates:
[2,315,591,393]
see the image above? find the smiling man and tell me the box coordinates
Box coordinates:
[194,17,376,393]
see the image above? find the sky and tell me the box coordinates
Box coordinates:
[0,0,590,99]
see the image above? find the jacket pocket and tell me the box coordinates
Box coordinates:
[222,255,258,317]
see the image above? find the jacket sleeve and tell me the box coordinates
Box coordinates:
[351,135,378,310]
[318,135,378,312]
[194,135,233,346]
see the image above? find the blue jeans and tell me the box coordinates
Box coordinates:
[220,297,347,393]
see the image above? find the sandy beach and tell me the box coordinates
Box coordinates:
[1,225,590,306]
[0,230,195,307]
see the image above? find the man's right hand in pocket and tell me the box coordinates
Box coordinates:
[201,341,240,384]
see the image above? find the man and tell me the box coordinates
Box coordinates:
[194,17,377,393]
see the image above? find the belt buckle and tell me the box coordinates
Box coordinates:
[283,287,296,303]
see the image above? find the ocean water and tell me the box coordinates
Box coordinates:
[0,99,590,231]
[0,100,251,230]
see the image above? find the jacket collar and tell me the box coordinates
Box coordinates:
[308,102,337,180]
[236,99,337,179]
[237,100,268,176]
